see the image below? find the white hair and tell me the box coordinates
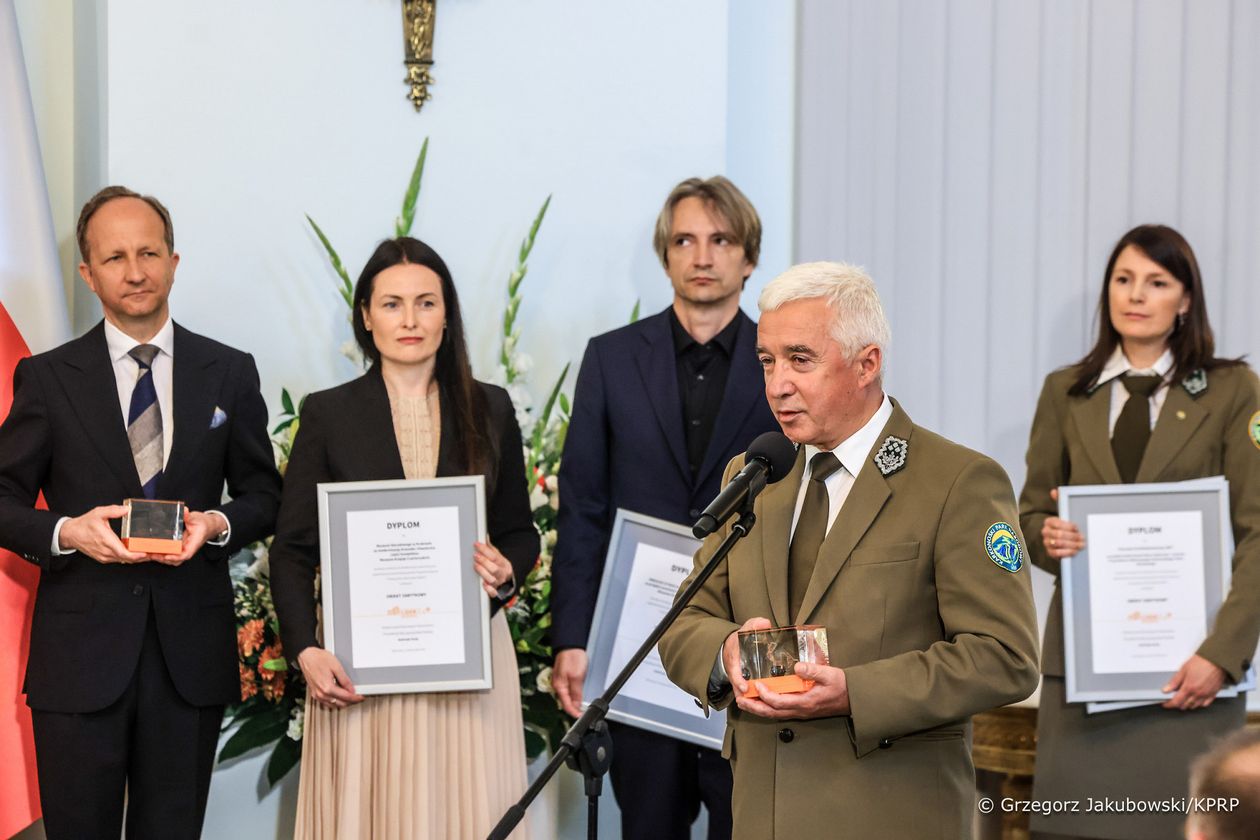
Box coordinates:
[757,261,891,360]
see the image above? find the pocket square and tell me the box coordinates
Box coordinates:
[210,407,228,429]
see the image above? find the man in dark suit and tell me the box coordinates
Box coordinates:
[0,186,281,839]
[551,176,778,839]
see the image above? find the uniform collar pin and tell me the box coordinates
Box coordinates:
[873,436,908,476]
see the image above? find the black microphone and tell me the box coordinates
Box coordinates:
[692,431,798,538]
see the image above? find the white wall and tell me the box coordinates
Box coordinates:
[85,0,797,418]
[15,1,796,837]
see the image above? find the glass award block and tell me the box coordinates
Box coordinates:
[737,625,829,698]
[121,498,185,554]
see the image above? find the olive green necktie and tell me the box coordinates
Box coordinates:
[789,451,842,621]
[1111,374,1162,483]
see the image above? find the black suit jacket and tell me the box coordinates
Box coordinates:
[268,367,539,661]
[550,307,778,650]
[0,321,281,713]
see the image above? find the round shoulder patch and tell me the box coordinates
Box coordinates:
[985,522,1023,572]
[1249,410,1260,452]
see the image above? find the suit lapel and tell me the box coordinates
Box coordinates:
[761,448,805,628]
[1136,384,1207,482]
[54,323,143,496]
[160,324,223,496]
[634,311,690,482]
[695,311,764,488]
[1068,384,1123,484]
[796,408,903,624]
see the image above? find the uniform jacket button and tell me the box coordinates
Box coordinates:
[878,738,893,749]
[688,508,701,519]
[132,584,145,596]
[778,728,794,743]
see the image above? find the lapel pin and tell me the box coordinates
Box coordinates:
[1181,368,1207,396]
[1176,410,1186,420]
[873,436,908,476]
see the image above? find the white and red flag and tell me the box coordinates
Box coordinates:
[0,0,72,834]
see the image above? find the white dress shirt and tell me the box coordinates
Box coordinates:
[1097,345,1175,434]
[789,393,894,539]
[51,318,230,554]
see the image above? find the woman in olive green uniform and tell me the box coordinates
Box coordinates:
[1020,225,1260,839]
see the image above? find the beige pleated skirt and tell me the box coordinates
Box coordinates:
[294,610,530,840]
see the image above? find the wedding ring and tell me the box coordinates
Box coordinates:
[1049,538,1057,548]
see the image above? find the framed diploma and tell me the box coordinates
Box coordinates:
[582,510,724,750]
[317,476,490,694]
[1060,476,1234,703]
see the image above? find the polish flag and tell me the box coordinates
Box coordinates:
[1,0,72,834]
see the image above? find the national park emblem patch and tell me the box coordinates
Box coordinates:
[985,522,1023,572]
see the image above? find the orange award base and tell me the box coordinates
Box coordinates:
[123,536,183,554]
[743,675,815,698]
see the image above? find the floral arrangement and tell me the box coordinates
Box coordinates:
[216,391,305,786]
[218,139,570,786]
[496,200,573,758]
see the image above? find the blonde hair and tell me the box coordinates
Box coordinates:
[758,261,891,360]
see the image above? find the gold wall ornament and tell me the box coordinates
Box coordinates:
[402,0,437,111]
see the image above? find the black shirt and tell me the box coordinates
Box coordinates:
[668,308,741,478]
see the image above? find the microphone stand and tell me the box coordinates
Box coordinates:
[487,506,759,840]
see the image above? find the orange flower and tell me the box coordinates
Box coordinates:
[239,663,258,701]
[262,672,285,701]
[258,644,283,680]
[238,619,265,658]
[259,644,286,701]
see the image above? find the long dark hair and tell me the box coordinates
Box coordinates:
[1069,224,1242,395]
[352,237,493,475]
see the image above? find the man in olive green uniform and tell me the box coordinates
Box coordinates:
[658,261,1040,839]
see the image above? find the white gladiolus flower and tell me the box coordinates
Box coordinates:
[545,529,558,548]
[513,352,534,374]
[340,340,364,367]
[536,666,554,695]
[516,408,534,436]
[246,547,270,579]
[507,383,532,411]
[544,475,558,492]
[287,705,305,741]
[529,485,549,511]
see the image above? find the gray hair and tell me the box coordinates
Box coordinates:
[757,261,891,360]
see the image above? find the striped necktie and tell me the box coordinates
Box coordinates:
[127,344,163,498]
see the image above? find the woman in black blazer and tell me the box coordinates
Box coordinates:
[270,237,538,839]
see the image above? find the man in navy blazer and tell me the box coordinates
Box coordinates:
[0,187,281,839]
[552,176,778,840]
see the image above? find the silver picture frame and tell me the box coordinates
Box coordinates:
[317,476,490,694]
[1060,477,1233,703]
[582,509,724,750]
